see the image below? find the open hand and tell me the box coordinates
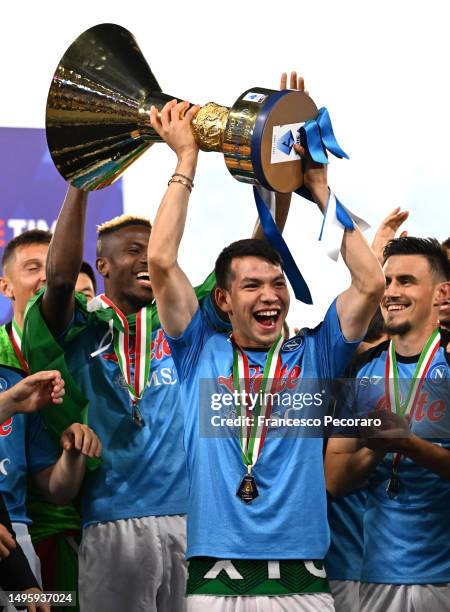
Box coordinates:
[371,207,409,263]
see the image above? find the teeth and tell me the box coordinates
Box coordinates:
[387,304,406,311]
[256,310,278,316]
[137,272,150,280]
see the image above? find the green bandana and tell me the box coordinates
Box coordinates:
[22,271,217,470]
[0,323,22,370]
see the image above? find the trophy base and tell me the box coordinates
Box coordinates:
[224,88,317,193]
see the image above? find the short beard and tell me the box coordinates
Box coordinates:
[384,320,412,336]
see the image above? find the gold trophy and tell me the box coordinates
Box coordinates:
[46,23,318,193]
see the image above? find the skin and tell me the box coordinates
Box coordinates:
[75,272,96,301]
[0,370,65,423]
[326,254,450,495]
[0,239,103,505]
[96,225,153,314]
[0,522,16,558]
[148,80,384,346]
[0,241,94,326]
[215,257,290,347]
[371,207,409,264]
[382,254,447,355]
[0,243,48,328]
[0,370,102,505]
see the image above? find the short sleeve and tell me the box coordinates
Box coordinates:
[25,412,60,474]
[165,307,214,383]
[313,299,361,379]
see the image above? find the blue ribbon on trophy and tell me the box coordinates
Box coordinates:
[252,104,369,304]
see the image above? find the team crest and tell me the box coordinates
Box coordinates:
[428,363,448,383]
[282,337,303,352]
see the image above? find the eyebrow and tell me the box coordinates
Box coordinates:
[21,258,44,267]
[125,241,146,248]
[240,274,286,284]
[385,274,418,283]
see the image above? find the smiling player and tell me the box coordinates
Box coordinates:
[147,97,385,612]
[326,237,450,612]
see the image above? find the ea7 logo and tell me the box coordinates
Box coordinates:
[360,376,382,387]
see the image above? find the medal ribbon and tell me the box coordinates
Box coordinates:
[385,328,441,470]
[231,335,284,469]
[96,295,152,405]
[8,319,30,373]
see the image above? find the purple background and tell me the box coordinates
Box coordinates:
[0,127,123,324]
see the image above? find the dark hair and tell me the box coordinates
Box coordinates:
[383,237,450,281]
[442,237,450,250]
[80,261,97,294]
[96,217,152,257]
[1,229,52,270]
[215,239,284,289]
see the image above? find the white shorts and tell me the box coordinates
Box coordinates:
[187,593,335,611]
[78,515,187,612]
[360,582,450,612]
[329,580,360,612]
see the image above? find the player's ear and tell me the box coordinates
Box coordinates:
[435,280,449,305]
[214,286,232,315]
[0,276,14,299]
[96,257,110,279]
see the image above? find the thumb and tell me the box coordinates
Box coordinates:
[60,431,73,451]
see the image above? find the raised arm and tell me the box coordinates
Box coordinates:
[148,100,201,338]
[337,216,386,340]
[252,72,305,241]
[293,143,385,341]
[41,186,88,336]
[371,206,409,264]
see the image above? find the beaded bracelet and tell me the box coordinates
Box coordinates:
[172,172,194,187]
[168,176,192,192]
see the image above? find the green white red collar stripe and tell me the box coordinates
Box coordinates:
[231,335,284,468]
[96,294,152,405]
[385,328,440,468]
[8,319,29,373]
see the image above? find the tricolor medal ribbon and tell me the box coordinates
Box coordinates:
[8,319,30,374]
[97,295,152,427]
[384,329,441,498]
[231,334,284,504]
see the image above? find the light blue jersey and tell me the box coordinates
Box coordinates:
[58,294,227,528]
[325,489,366,580]
[166,299,359,560]
[0,366,59,524]
[349,337,450,584]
